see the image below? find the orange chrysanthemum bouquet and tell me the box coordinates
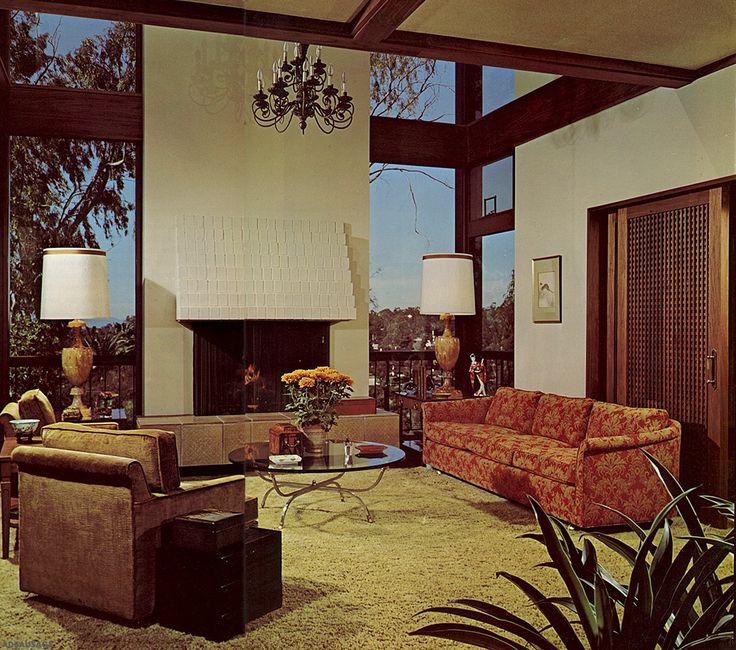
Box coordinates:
[281,366,353,431]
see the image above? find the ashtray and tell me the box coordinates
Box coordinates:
[356,444,386,456]
[269,454,302,465]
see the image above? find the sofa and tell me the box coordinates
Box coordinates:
[422,387,681,528]
[12,421,246,621]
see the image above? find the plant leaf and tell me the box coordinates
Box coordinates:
[497,571,586,650]
[651,518,673,592]
[528,497,599,647]
[677,632,736,649]
[680,584,735,646]
[592,501,647,540]
[453,599,540,634]
[583,530,638,567]
[409,622,531,649]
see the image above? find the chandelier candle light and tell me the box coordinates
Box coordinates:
[420,253,476,399]
[251,42,354,134]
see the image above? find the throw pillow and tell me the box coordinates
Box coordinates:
[484,387,542,434]
[531,393,594,446]
[586,402,670,438]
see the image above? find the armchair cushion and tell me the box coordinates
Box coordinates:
[18,389,56,426]
[483,387,542,433]
[531,393,594,446]
[586,402,670,439]
[42,422,181,493]
[1,402,20,438]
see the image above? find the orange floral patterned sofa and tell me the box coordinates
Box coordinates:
[422,387,681,528]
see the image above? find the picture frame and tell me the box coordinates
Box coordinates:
[532,255,562,323]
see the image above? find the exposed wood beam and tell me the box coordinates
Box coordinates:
[0,57,8,89]
[0,1,702,89]
[466,77,650,168]
[8,85,143,140]
[466,209,514,239]
[695,52,736,79]
[370,115,464,167]
[350,0,425,43]
[383,31,697,88]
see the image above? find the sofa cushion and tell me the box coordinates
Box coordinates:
[465,427,532,464]
[531,393,594,446]
[512,440,577,485]
[41,422,180,493]
[18,389,56,426]
[424,422,486,449]
[484,387,542,433]
[586,402,670,439]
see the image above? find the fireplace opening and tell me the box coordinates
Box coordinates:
[192,321,329,416]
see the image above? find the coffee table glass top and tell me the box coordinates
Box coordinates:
[228,441,405,473]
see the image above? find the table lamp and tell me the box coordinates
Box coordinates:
[40,248,110,420]
[420,253,475,399]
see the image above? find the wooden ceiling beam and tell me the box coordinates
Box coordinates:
[466,76,650,168]
[350,0,425,43]
[370,115,464,168]
[0,1,702,89]
[8,85,143,140]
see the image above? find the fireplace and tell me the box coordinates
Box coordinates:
[192,321,329,416]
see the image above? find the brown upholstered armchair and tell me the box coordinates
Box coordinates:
[11,422,246,621]
[1,388,57,438]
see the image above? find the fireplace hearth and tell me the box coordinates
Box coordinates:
[192,321,329,416]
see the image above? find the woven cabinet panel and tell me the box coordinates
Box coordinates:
[626,202,708,427]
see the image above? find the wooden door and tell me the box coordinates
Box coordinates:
[607,187,730,501]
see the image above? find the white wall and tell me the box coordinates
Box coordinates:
[143,27,369,415]
[514,66,735,396]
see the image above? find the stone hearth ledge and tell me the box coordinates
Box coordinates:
[137,411,400,466]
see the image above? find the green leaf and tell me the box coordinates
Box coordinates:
[592,501,647,540]
[583,531,638,567]
[453,599,539,634]
[678,632,736,649]
[409,622,531,649]
[651,518,673,592]
[497,572,586,650]
[680,585,735,646]
[593,569,618,647]
[529,497,599,647]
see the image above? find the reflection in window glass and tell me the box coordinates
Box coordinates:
[370,54,455,124]
[481,156,514,217]
[369,165,454,349]
[10,11,136,91]
[482,231,514,352]
[9,136,136,410]
[483,67,558,115]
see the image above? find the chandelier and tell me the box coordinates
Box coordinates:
[251,43,354,134]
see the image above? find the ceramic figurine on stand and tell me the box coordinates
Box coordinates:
[468,353,487,397]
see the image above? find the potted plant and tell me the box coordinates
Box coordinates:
[281,366,353,456]
[411,450,734,649]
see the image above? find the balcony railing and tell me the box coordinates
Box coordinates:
[369,349,513,412]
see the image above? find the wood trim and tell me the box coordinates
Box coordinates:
[605,213,617,402]
[467,77,649,168]
[0,11,7,402]
[0,1,703,88]
[350,0,425,43]
[383,30,696,88]
[8,85,143,141]
[134,24,143,417]
[696,53,736,79]
[615,208,628,405]
[466,209,514,239]
[369,115,464,167]
[591,175,736,213]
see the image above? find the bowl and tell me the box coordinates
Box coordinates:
[9,418,40,439]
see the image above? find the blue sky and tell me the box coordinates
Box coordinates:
[370,61,515,311]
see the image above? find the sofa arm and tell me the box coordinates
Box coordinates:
[579,422,680,454]
[12,446,153,503]
[422,396,493,424]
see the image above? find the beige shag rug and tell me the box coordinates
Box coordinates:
[0,466,709,649]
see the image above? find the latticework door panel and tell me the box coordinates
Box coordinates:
[625,203,709,428]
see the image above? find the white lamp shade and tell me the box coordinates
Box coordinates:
[40,248,111,320]
[420,253,476,315]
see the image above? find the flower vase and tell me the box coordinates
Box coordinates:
[301,424,327,458]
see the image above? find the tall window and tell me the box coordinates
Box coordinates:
[4,12,139,417]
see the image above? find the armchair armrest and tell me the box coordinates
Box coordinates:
[422,396,493,424]
[11,446,153,503]
[579,422,680,454]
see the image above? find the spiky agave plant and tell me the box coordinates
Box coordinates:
[411,450,734,649]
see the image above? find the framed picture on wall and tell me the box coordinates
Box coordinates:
[532,255,562,322]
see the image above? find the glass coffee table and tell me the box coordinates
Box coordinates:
[228,441,405,529]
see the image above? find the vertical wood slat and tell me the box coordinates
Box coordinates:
[605,212,616,402]
[615,208,628,404]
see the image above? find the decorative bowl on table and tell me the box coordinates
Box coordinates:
[355,444,386,457]
[9,418,40,442]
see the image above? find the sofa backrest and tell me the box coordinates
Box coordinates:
[531,393,594,446]
[586,402,670,438]
[42,422,181,493]
[484,387,542,433]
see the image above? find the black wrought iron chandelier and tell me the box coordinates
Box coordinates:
[251,43,354,134]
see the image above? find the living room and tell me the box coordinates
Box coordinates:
[1,1,734,648]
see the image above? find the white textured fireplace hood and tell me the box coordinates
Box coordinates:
[175,215,356,321]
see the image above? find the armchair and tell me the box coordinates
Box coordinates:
[11,422,246,621]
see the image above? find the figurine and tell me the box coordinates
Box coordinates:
[468,353,487,397]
